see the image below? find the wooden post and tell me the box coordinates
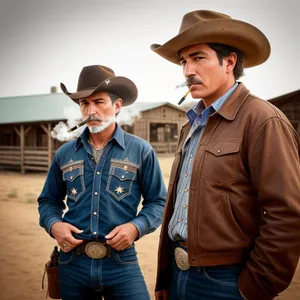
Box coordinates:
[40,123,52,170]
[146,120,150,143]
[14,125,32,173]
[20,125,25,174]
[47,123,52,169]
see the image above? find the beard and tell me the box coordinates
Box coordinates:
[87,116,115,134]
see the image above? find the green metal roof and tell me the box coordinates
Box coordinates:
[0,93,186,125]
[0,93,78,124]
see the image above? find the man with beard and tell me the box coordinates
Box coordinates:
[38,65,166,300]
[151,10,300,300]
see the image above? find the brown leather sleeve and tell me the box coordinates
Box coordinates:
[239,116,300,299]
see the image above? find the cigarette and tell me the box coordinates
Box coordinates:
[67,119,90,133]
[178,89,190,105]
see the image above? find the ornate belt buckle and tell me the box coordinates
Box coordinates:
[174,247,190,271]
[85,242,107,259]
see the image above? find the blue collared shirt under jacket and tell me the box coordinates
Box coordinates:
[38,124,166,241]
[168,82,238,241]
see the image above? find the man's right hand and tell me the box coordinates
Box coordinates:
[51,222,84,253]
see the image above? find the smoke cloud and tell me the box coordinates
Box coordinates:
[51,105,141,142]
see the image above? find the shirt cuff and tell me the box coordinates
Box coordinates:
[46,217,63,237]
[130,218,148,239]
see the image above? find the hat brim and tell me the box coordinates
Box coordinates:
[60,76,138,106]
[151,19,270,68]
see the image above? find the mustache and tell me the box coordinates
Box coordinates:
[84,116,103,123]
[175,77,203,88]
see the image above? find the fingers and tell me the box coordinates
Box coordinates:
[68,224,84,235]
[60,242,70,253]
[52,222,84,252]
[106,223,138,250]
[109,239,128,251]
[105,226,120,240]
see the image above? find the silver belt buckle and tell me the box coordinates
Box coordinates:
[174,247,190,271]
[85,241,107,259]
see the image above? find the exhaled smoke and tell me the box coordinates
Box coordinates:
[51,105,141,142]
[51,106,83,142]
[116,107,141,126]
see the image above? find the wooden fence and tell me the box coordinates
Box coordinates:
[0,146,54,172]
[0,142,177,173]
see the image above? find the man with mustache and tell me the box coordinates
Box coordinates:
[38,65,166,299]
[151,10,300,300]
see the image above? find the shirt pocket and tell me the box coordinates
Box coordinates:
[61,160,86,201]
[202,141,240,185]
[106,160,138,201]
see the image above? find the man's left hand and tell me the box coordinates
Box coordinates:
[105,223,139,251]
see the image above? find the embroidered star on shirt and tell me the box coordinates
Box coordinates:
[115,186,124,194]
[71,188,78,195]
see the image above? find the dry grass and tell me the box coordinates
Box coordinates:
[0,154,299,299]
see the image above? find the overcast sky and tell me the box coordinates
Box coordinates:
[0,0,299,105]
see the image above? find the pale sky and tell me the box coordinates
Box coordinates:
[0,0,299,105]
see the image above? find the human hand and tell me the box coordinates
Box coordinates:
[105,223,139,251]
[51,222,84,253]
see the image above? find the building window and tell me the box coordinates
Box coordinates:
[150,123,178,143]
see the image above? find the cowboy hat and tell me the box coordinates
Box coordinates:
[60,65,138,106]
[151,10,271,68]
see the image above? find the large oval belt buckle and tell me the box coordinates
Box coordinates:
[174,247,190,271]
[85,242,107,259]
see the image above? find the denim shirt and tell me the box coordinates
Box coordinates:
[38,124,166,241]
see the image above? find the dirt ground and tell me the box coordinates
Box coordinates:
[0,154,299,299]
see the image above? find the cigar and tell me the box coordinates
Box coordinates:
[67,119,90,133]
[178,89,190,105]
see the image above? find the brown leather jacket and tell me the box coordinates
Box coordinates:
[155,83,300,300]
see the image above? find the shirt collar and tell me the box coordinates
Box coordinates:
[75,123,125,151]
[186,82,239,125]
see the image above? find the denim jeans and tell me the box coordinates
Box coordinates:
[170,258,244,300]
[58,246,150,300]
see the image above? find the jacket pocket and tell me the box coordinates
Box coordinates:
[220,192,248,241]
[61,160,85,201]
[202,141,240,185]
[106,159,138,201]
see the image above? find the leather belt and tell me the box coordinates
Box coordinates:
[174,241,242,272]
[179,240,187,247]
[76,241,112,259]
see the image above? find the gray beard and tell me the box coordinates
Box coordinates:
[88,116,115,134]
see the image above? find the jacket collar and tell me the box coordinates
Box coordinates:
[180,83,250,139]
[182,82,250,127]
[217,82,250,121]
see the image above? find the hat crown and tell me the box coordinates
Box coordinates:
[77,65,115,92]
[179,10,231,33]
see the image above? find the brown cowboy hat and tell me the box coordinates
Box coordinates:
[151,10,271,68]
[60,65,138,106]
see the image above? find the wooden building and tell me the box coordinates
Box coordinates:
[0,93,186,173]
[268,89,300,136]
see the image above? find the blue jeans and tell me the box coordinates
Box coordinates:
[170,259,244,300]
[58,246,150,300]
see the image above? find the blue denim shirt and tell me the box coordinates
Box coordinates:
[38,124,166,241]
